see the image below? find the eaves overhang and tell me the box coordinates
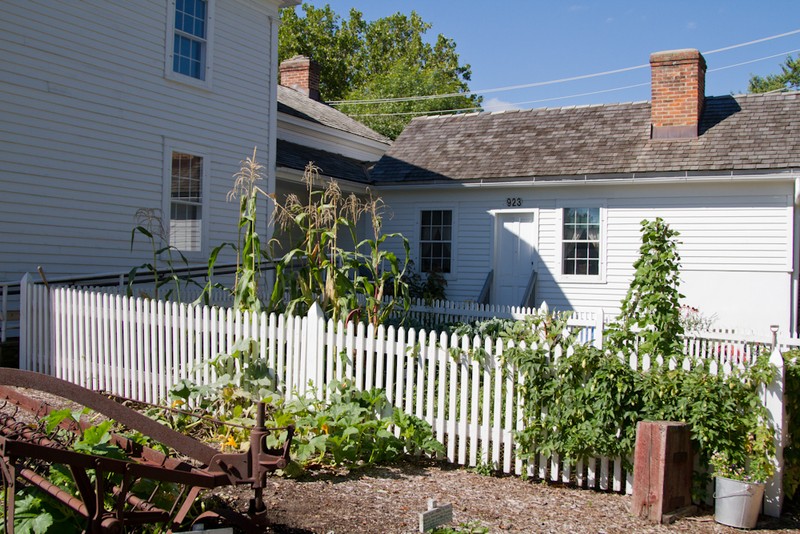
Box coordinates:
[370,168,800,190]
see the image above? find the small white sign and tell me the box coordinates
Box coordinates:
[419,499,453,532]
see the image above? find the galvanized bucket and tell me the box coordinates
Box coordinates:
[714,476,765,529]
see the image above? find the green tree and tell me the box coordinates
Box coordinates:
[279,4,480,139]
[748,54,800,93]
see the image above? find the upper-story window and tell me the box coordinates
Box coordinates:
[173,0,206,78]
[562,207,600,276]
[170,0,211,81]
[170,151,204,252]
[420,209,452,274]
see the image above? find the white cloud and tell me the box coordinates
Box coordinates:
[483,98,521,112]
[686,21,697,30]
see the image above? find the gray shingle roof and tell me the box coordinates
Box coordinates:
[277,85,390,144]
[276,139,372,184]
[369,92,800,183]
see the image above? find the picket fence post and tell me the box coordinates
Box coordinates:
[593,308,605,349]
[18,272,31,371]
[764,325,785,517]
[305,302,325,400]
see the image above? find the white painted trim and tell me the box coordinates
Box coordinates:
[278,113,390,152]
[266,12,279,244]
[162,139,211,260]
[164,0,215,90]
[374,171,798,191]
[554,201,607,285]
[415,205,458,281]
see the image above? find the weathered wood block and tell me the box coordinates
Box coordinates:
[631,421,693,523]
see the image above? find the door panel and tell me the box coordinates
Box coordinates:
[493,213,537,306]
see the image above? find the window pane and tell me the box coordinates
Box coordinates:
[173,0,206,79]
[170,152,203,251]
[420,209,452,274]
[562,208,600,276]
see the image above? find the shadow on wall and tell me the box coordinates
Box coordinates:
[489,212,570,311]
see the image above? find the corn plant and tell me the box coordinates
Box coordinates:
[270,163,410,326]
[128,208,199,301]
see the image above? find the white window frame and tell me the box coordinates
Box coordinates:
[416,206,457,279]
[555,202,607,284]
[163,140,210,258]
[165,0,215,89]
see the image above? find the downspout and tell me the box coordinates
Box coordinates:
[793,176,800,332]
[266,12,280,245]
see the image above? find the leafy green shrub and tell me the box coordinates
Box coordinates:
[269,380,443,471]
[784,349,800,499]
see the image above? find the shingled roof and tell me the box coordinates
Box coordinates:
[278,85,389,144]
[276,139,372,184]
[369,92,800,184]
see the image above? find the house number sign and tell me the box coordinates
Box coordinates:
[506,197,523,207]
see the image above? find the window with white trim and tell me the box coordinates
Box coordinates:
[171,0,208,80]
[169,152,203,252]
[562,207,600,276]
[420,210,452,273]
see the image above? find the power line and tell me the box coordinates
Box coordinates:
[347,48,800,118]
[328,28,800,107]
[707,48,800,72]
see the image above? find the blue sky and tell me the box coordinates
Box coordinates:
[304,1,799,111]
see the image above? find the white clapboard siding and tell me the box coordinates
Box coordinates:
[0,0,282,281]
[19,282,793,517]
[377,179,794,330]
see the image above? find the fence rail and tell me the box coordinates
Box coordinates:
[17,281,792,516]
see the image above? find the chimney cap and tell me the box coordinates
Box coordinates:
[650,48,706,69]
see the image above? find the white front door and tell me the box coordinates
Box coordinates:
[493,212,537,306]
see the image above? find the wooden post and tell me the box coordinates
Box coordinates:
[631,421,693,523]
[764,325,785,517]
[18,272,31,371]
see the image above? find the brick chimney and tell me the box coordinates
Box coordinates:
[279,55,321,101]
[649,49,706,139]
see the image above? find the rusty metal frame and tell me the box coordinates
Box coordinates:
[0,369,294,533]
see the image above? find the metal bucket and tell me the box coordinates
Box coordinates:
[714,476,765,529]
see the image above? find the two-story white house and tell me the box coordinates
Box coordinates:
[0,0,297,283]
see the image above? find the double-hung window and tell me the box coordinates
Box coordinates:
[169,152,204,252]
[170,0,210,81]
[420,210,452,273]
[562,207,601,276]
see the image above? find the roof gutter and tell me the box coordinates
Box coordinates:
[371,169,799,191]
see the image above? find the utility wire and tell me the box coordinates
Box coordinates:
[328,28,800,107]
[347,48,800,118]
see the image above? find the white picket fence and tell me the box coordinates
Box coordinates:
[17,281,797,516]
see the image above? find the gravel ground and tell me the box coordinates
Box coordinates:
[212,461,800,533]
[3,386,800,534]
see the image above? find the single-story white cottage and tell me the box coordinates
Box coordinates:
[368,49,800,332]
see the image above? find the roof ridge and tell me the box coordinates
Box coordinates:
[412,99,651,123]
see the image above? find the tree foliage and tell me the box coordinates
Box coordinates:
[748,54,800,93]
[279,4,481,139]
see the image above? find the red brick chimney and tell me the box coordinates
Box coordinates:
[649,49,706,139]
[279,55,321,101]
